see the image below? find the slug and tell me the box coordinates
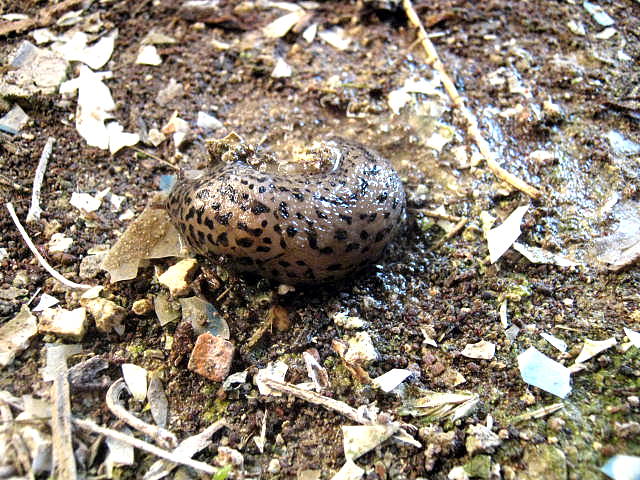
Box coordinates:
[166,136,406,284]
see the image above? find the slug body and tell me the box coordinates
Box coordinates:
[166,137,406,284]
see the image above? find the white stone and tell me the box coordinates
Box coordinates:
[344,331,378,364]
[38,307,88,341]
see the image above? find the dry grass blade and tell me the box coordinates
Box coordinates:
[6,202,92,290]
[27,137,55,223]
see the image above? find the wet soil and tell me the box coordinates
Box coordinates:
[0,0,639,479]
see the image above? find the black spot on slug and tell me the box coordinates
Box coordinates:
[250,201,270,215]
[237,237,254,248]
[286,226,297,237]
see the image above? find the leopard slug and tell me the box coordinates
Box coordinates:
[166,137,406,284]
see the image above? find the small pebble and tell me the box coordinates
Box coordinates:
[132,298,153,316]
[38,307,89,341]
[157,258,199,296]
[81,297,127,334]
[188,333,234,382]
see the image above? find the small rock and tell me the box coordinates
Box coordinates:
[147,128,166,146]
[187,333,234,382]
[217,446,244,467]
[79,252,107,279]
[157,258,199,296]
[461,340,496,360]
[465,424,502,456]
[81,297,127,334]
[0,286,29,300]
[48,232,73,253]
[344,331,379,364]
[68,356,110,389]
[196,111,223,131]
[429,361,446,377]
[38,307,89,341]
[136,45,162,66]
[448,466,470,480]
[421,426,457,472]
[132,298,153,316]
[161,111,190,149]
[0,305,37,367]
[332,311,365,329]
[12,270,31,287]
[614,421,640,438]
[156,78,183,105]
[267,459,281,474]
[269,305,290,332]
[43,219,62,239]
[520,444,566,480]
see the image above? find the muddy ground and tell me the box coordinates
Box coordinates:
[0,0,639,479]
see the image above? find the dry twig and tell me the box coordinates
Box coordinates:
[143,419,226,480]
[261,379,420,446]
[106,379,178,450]
[48,347,78,479]
[129,146,179,171]
[73,418,219,475]
[407,208,462,223]
[431,217,469,250]
[402,0,542,200]
[27,137,54,223]
[6,202,92,290]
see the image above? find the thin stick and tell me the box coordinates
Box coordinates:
[129,146,179,171]
[144,419,226,480]
[407,208,462,223]
[402,0,542,200]
[49,348,78,479]
[215,287,231,302]
[27,137,54,223]
[261,379,372,424]
[72,418,218,475]
[262,379,421,445]
[6,203,92,290]
[106,379,177,450]
[432,217,468,250]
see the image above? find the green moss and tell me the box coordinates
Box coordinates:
[202,398,230,423]
[126,343,146,360]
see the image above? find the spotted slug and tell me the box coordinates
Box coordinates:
[166,137,406,284]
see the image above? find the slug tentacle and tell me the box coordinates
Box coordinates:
[166,137,406,284]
